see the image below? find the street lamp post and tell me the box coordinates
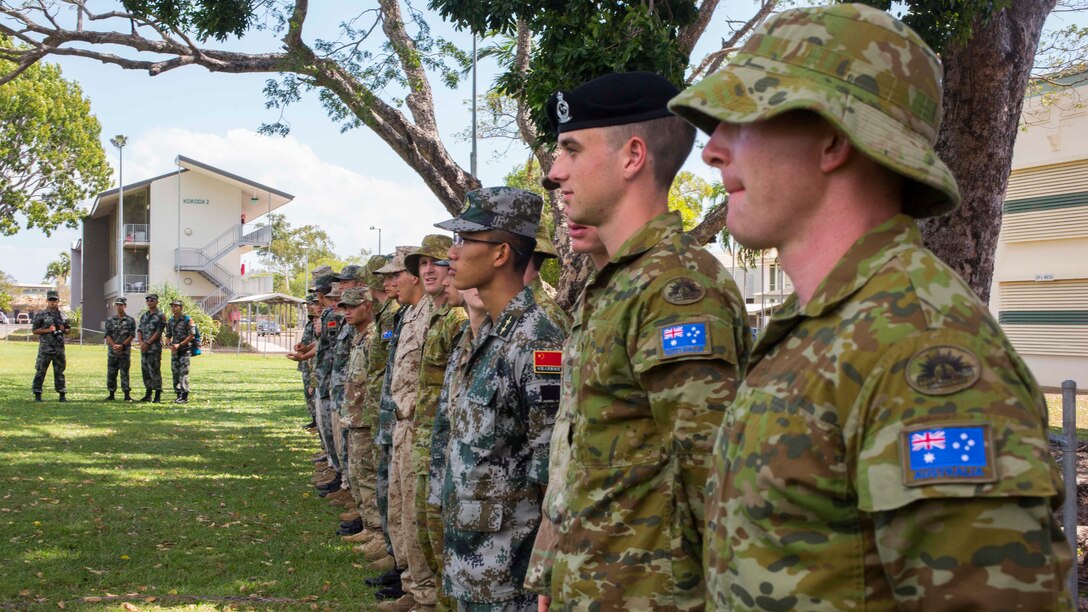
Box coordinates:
[369,226,382,254]
[110,135,128,298]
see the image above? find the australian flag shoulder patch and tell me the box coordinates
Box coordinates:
[381,330,393,341]
[659,321,710,359]
[900,422,996,487]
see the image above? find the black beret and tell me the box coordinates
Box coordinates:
[545,72,681,136]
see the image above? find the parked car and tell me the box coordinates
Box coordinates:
[0,312,7,324]
[16,312,31,324]
[257,320,282,336]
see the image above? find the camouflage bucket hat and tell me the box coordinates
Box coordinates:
[405,234,453,277]
[376,246,414,274]
[434,187,543,239]
[668,3,961,218]
[337,286,373,307]
[534,221,557,258]
[361,255,389,290]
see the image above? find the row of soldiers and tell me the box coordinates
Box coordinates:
[290,5,1072,611]
[30,291,194,404]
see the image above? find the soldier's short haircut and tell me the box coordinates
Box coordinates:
[605,115,696,190]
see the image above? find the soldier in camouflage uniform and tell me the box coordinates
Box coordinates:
[31,290,69,402]
[289,293,319,429]
[670,4,1074,608]
[543,72,751,610]
[436,186,567,611]
[525,222,570,333]
[104,297,137,401]
[407,235,467,611]
[164,300,195,404]
[384,241,437,612]
[314,274,344,492]
[328,266,365,514]
[524,222,606,602]
[137,294,167,403]
[338,285,377,533]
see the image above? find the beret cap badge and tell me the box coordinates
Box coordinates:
[556,92,571,124]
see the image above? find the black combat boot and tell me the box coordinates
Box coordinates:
[34,393,42,402]
[58,393,66,403]
[174,392,188,404]
[123,390,132,402]
[152,390,162,403]
[138,389,152,402]
[105,391,115,401]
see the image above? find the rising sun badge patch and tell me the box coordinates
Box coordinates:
[905,345,981,396]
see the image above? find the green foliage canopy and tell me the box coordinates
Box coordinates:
[0,269,13,312]
[0,36,112,236]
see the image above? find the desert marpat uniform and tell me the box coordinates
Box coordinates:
[553,210,751,609]
[705,215,1074,610]
[414,300,467,603]
[105,312,137,392]
[441,286,566,606]
[138,309,167,391]
[164,315,193,394]
[31,309,68,394]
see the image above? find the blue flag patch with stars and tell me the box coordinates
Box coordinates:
[659,322,709,358]
[900,423,996,487]
[382,330,393,341]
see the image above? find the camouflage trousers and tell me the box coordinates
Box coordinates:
[314,396,340,472]
[377,442,396,558]
[416,473,451,611]
[170,351,190,393]
[333,413,349,485]
[389,420,436,606]
[347,426,381,529]
[32,348,66,394]
[140,347,162,391]
[107,350,131,392]
[302,373,315,418]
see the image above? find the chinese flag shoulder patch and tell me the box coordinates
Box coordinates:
[327,320,338,329]
[533,350,562,375]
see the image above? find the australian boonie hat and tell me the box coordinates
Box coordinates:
[435,187,543,240]
[376,246,414,275]
[405,235,453,277]
[361,255,389,290]
[668,3,961,218]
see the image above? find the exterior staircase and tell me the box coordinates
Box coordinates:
[175,224,272,315]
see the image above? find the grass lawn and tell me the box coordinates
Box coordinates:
[0,342,381,610]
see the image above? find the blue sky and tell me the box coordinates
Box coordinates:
[1,2,1083,284]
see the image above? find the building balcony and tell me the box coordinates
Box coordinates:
[124,224,150,245]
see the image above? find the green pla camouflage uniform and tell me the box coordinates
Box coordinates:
[316,306,343,471]
[164,315,193,394]
[332,321,356,476]
[553,211,751,610]
[524,291,585,596]
[31,309,68,394]
[138,309,167,391]
[377,303,409,557]
[299,317,316,419]
[414,301,468,596]
[441,285,566,606]
[105,312,137,392]
[706,215,1074,610]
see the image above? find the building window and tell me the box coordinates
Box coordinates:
[768,262,783,292]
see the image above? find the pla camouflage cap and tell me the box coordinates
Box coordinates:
[668,3,961,218]
[310,265,334,280]
[305,292,318,303]
[315,274,339,294]
[115,297,128,305]
[337,264,365,281]
[337,286,373,307]
[46,290,59,300]
[361,255,389,290]
[376,246,414,274]
[405,234,453,277]
[434,186,543,240]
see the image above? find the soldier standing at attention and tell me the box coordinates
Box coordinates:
[436,186,567,612]
[137,294,167,404]
[338,284,378,537]
[314,273,345,495]
[104,297,137,401]
[164,299,194,404]
[328,267,365,516]
[544,72,751,610]
[287,293,320,429]
[670,4,1074,608]
[406,235,466,612]
[31,289,69,402]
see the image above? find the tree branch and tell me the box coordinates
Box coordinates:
[378,0,437,134]
[677,0,720,57]
[687,196,728,245]
[688,0,776,83]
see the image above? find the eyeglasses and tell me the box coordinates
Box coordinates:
[452,233,525,258]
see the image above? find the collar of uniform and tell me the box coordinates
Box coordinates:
[753,215,919,360]
[604,210,682,267]
[485,285,535,340]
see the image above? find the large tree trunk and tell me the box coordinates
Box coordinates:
[922,0,1056,305]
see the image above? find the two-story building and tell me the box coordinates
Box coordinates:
[73,155,293,330]
[989,73,1088,388]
